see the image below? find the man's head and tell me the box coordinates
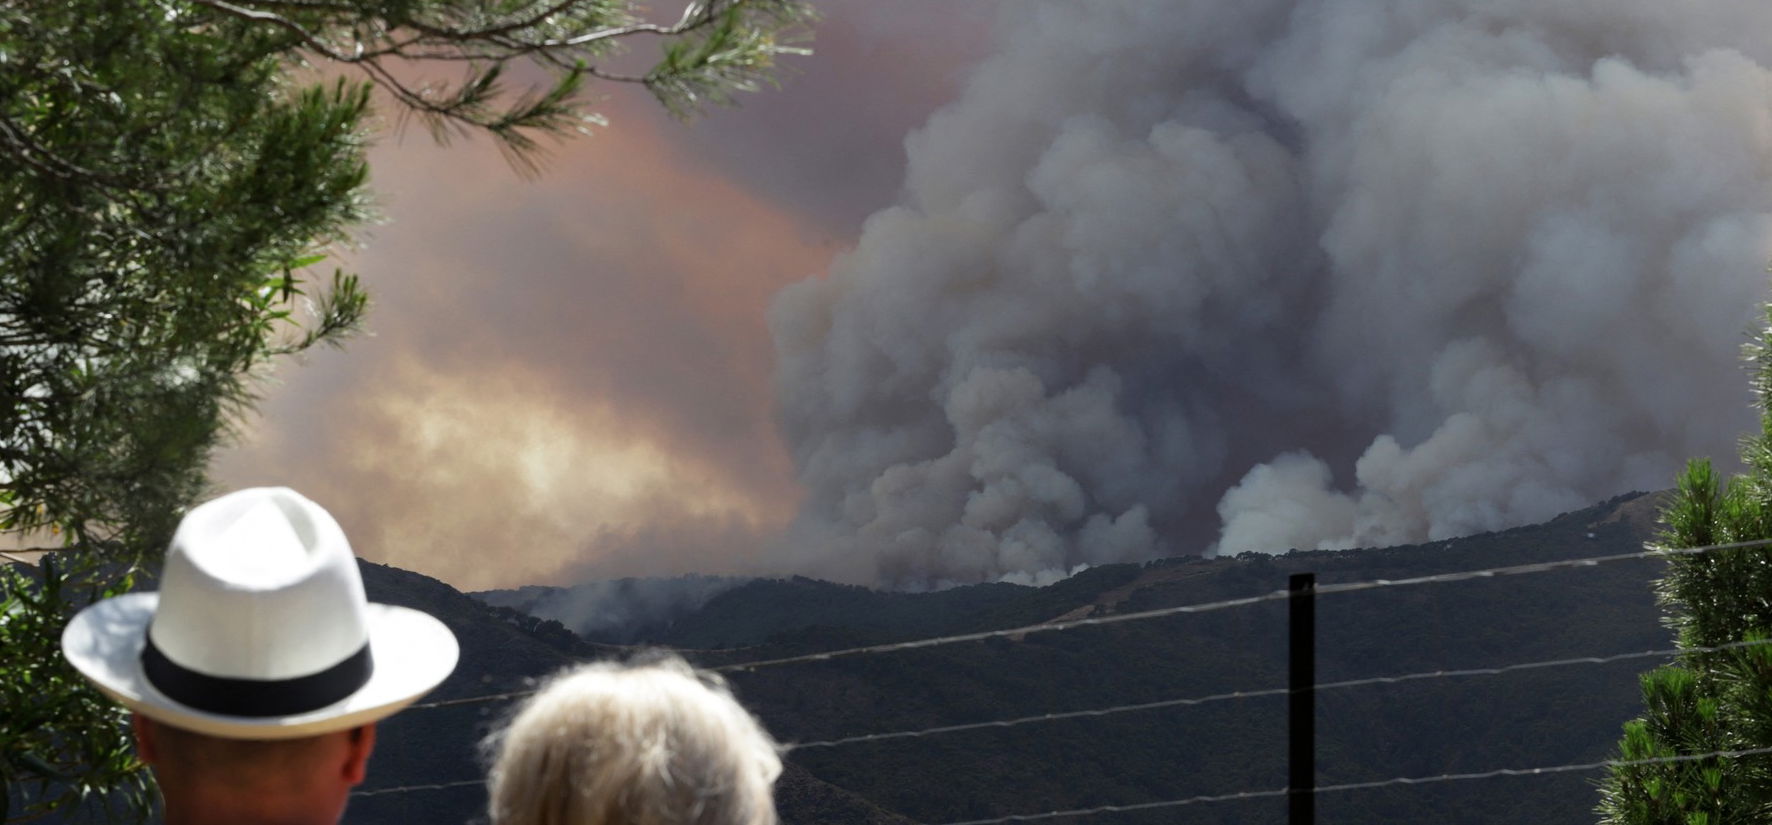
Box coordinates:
[483,653,782,825]
[132,716,376,825]
[60,487,458,824]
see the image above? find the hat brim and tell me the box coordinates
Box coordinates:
[62,593,459,740]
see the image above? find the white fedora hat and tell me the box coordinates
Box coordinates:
[61,487,459,740]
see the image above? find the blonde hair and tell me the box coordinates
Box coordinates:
[483,653,782,825]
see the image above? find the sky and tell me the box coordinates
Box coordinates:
[213,1,1003,591]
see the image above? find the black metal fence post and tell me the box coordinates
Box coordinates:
[1290,572,1316,825]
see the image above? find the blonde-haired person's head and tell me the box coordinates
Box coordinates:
[484,653,782,825]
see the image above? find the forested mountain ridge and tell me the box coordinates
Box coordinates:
[353,491,1666,823]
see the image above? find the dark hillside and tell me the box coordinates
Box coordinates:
[84,490,1671,825]
[704,493,1670,825]
[474,575,1050,650]
[347,562,908,825]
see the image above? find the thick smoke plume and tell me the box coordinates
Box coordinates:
[769,0,1772,588]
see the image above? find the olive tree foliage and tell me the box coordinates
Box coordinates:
[1597,307,1772,825]
[0,1,809,821]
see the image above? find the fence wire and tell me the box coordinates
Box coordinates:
[412,536,1772,713]
[787,638,1772,750]
[356,536,1772,810]
[715,537,1772,673]
[934,745,1772,825]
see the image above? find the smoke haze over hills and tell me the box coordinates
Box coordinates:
[768,0,1772,587]
[215,0,1772,593]
[211,2,998,590]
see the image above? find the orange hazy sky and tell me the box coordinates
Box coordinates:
[213,1,1000,591]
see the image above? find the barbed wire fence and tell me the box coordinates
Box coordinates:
[350,537,1772,824]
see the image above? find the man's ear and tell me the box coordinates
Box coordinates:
[131,714,160,765]
[340,724,376,785]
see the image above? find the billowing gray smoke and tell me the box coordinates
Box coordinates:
[769,0,1772,588]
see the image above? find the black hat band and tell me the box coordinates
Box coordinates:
[141,631,374,718]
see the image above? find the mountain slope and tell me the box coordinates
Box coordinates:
[355,491,1668,825]
[348,563,909,825]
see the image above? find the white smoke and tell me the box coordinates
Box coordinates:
[497,576,745,641]
[769,0,1772,587]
